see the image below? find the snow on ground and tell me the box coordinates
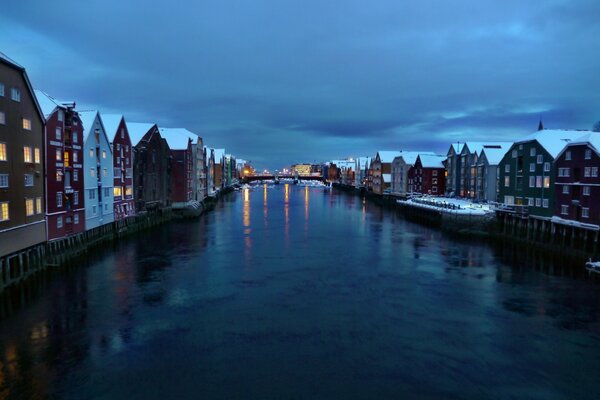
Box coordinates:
[399,196,495,216]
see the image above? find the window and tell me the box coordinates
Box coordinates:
[528,197,534,206]
[117,143,121,151]
[585,149,592,160]
[104,203,108,211]
[0,174,7,187]
[582,208,590,218]
[114,186,122,197]
[104,187,109,197]
[536,176,542,188]
[126,186,132,197]
[73,152,78,163]
[535,198,541,207]
[530,147,536,157]
[584,167,591,177]
[90,168,95,177]
[102,150,106,159]
[512,150,517,158]
[73,170,78,181]
[562,185,569,194]
[505,164,510,173]
[34,148,40,164]
[558,168,570,177]
[593,167,598,177]
[24,147,33,163]
[57,216,63,229]
[57,192,63,207]
[0,111,5,124]
[543,176,550,188]
[90,149,94,157]
[92,205,97,215]
[74,191,79,205]
[56,171,62,182]
[74,214,79,224]
[21,118,31,130]
[36,197,42,214]
[0,83,4,96]
[432,178,438,184]
[565,151,571,160]
[0,143,6,161]
[583,186,591,196]
[24,174,33,186]
[529,176,535,188]
[537,155,543,164]
[89,189,96,200]
[103,168,107,177]
[58,110,64,122]
[117,156,120,164]
[544,162,550,172]
[529,163,535,172]
[561,205,569,215]
[55,127,62,140]
[121,128,125,139]
[504,176,510,187]
[55,149,61,161]
[0,202,8,221]
[25,199,34,216]
[73,132,78,144]
[11,88,21,102]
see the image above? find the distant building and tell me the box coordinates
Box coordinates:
[193,138,207,201]
[159,128,196,207]
[291,164,312,176]
[102,114,135,220]
[212,148,225,190]
[459,142,513,199]
[554,132,600,226]
[354,157,371,188]
[128,123,172,212]
[445,143,464,197]
[391,151,435,195]
[0,53,47,256]
[475,145,512,202]
[407,154,446,195]
[79,111,114,229]
[35,90,85,240]
[498,129,587,218]
[370,151,401,195]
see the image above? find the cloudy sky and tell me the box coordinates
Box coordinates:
[1,0,599,169]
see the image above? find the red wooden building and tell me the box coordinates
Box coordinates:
[159,128,194,205]
[554,132,600,226]
[408,154,446,195]
[102,114,134,220]
[34,90,85,240]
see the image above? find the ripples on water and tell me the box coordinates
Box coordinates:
[1,184,599,399]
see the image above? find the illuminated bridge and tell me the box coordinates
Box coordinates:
[241,174,325,183]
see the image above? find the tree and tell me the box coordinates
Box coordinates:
[593,120,600,132]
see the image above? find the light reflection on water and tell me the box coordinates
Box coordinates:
[0,185,599,399]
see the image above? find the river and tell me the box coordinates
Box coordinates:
[1,184,599,399]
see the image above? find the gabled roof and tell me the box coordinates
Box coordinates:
[158,127,198,150]
[393,151,436,166]
[1,52,44,123]
[79,110,112,151]
[462,141,513,156]
[516,129,592,158]
[447,142,465,156]
[556,132,600,159]
[355,157,371,170]
[479,147,509,166]
[213,148,225,162]
[127,122,156,146]
[33,89,64,120]
[376,151,402,163]
[417,154,446,168]
[101,114,124,139]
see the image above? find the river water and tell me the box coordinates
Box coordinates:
[1,184,600,399]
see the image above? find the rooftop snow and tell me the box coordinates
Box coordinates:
[393,151,436,165]
[0,51,23,69]
[33,89,63,119]
[480,146,510,165]
[559,132,600,158]
[516,129,593,158]
[101,114,124,139]
[127,122,156,146]
[377,151,402,163]
[418,154,446,168]
[213,148,226,162]
[159,127,198,150]
[463,141,513,156]
[78,110,100,141]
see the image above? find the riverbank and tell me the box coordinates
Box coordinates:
[332,183,600,261]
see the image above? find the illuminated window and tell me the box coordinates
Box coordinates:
[543,176,550,188]
[25,198,34,216]
[126,186,133,197]
[64,152,70,166]
[0,174,7,188]
[0,202,9,221]
[23,146,33,163]
[114,186,122,198]
[0,142,6,161]
[36,197,42,214]
[56,171,62,182]
[22,118,31,130]
[24,174,33,186]
[34,148,41,164]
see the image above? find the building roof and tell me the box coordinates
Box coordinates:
[356,157,371,170]
[382,173,392,183]
[158,127,198,150]
[376,151,402,163]
[1,52,44,124]
[0,51,23,69]
[101,114,124,139]
[127,122,156,146]
[480,147,509,166]
[447,142,465,155]
[418,154,446,168]
[213,148,225,162]
[516,129,592,158]
[463,141,513,156]
[33,89,64,119]
[393,151,436,166]
[557,132,600,158]
[78,110,100,142]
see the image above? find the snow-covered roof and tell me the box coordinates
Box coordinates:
[158,127,197,150]
[516,129,591,158]
[393,151,436,166]
[377,151,402,163]
[480,146,510,166]
[78,110,100,142]
[418,154,446,168]
[463,141,513,156]
[101,114,124,139]
[557,132,600,158]
[0,51,23,69]
[448,142,464,155]
[34,89,64,119]
[382,173,392,183]
[330,159,354,169]
[213,148,225,162]
[127,122,156,146]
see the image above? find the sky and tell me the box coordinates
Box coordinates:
[1,0,599,170]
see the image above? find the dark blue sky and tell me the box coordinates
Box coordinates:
[2,0,599,169]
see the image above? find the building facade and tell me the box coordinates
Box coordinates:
[370,151,401,194]
[35,90,85,240]
[407,154,446,195]
[102,114,134,220]
[554,133,600,226]
[80,111,114,229]
[0,53,46,256]
[391,151,435,195]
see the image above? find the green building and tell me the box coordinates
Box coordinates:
[498,129,588,218]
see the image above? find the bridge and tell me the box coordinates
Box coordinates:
[242,175,325,183]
